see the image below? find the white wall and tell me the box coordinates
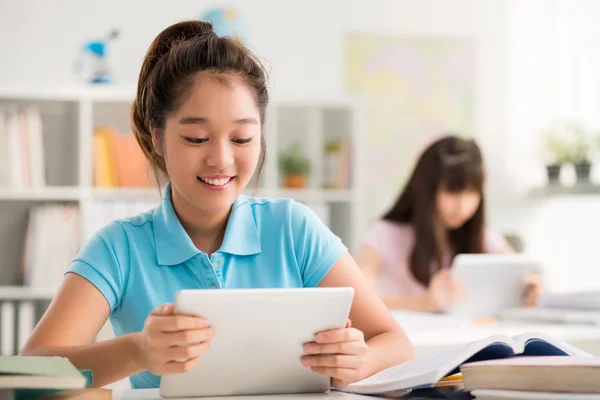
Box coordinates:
[3,0,597,291]
[0,0,515,228]
[506,0,600,292]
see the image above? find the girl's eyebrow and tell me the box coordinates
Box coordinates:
[179,116,258,125]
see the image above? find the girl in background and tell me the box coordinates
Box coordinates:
[358,135,540,312]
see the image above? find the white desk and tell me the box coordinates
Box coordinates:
[109,318,600,399]
[400,318,600,357]
[114,389,369,400]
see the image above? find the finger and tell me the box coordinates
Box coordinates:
[303,341,364,356]
[315,328,363,344]
[165,327,215,346]
[167,341,211,362]
[523,271,542,281]
[303,354,361,369]
[154,315,210,333]
[434,268,450,281]
[164,357,201,374]
[453,281,466,299]
[331,378,351,389]
[310,366,359,385]
[151,303,173,316]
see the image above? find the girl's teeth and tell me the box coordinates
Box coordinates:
[201,177,230,186]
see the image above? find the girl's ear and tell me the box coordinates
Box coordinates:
[151,128,164,157]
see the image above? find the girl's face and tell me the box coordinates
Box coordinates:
[159,73,262,214]
[436,187,481,229]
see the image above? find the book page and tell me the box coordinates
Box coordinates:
[343,334,514,394]
[514,331,594,358]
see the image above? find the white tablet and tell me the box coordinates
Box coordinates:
[159,287,355,398]
[446,254,540,318]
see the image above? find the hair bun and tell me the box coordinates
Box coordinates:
[195,20,216,37]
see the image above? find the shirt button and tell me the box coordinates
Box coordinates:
[213,260,220,268]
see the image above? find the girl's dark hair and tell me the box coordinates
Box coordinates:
[131,20,268,187]
[382,135,486,286]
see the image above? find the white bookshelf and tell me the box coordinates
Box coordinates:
[0,84,364,354]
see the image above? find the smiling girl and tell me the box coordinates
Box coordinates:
[20,20,415,390]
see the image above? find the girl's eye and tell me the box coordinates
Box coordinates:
[184,137,208,144]
[233,138,253,144]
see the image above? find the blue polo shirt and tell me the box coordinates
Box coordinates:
[67,183,347,389]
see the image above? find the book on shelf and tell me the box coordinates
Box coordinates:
[338,331,592,396]
[323,139,351,189]
[21,204,80,290]
[93,125,154,188]
[0,106,45,189]
[462,356,600,394]
[0,303,15,356]
[82,199,159,242]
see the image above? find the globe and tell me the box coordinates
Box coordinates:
[199,8,249,44]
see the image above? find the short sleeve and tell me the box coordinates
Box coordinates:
[289,201,348,287]
[360,221,388,256]
[66,222,128,315]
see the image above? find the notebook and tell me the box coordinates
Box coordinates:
[461,356,600,393]
[339,331,591,396]
[471,390,600,400]
[499,306,600,325]
[540,291,600,311]
[0,356,87,389]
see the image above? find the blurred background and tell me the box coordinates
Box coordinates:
[0,0,599,356]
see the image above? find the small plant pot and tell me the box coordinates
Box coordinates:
[574,161,592,182]
[283,174,307,188]
[545,164,561,184]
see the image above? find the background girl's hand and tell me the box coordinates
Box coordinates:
[521,273,544,307]
[425,268,466,312]
[301,319,368,388]
[133,303,215,375]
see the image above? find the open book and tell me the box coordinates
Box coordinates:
[340,331,592,396]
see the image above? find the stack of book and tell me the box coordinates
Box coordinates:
[93,126,154,188]
[337,331,597,398]
[0,107,45,189]
[0,355,110,399]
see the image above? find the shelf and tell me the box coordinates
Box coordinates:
[85,187,162,201]
[0,187,80,201]
[0,84,136,102]
[0,286,56,300]
[0,87,363,106]
[0,187,357,203]
[528,183,600,197]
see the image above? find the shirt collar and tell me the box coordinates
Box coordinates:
[153,182,261,266]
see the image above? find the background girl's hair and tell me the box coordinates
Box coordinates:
[130,20,269,191]
[382,135,486,285]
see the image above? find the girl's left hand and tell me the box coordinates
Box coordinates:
[522,273,544,307]
[301,319,368,388]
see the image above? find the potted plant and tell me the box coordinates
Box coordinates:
[278,143,311,188]
[541,128,569,184]
[567,123,592,183]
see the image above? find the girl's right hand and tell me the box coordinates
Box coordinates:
[134,303,215,375]
[424,268,466,312]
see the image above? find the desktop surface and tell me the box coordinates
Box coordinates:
[116,388,471,400]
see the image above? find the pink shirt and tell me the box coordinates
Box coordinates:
[361,220,506,296]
